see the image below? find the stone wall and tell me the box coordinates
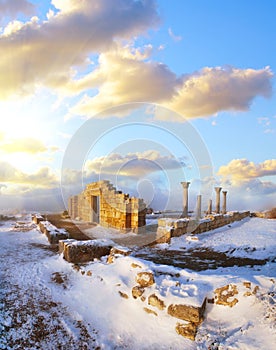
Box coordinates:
[68,180,147,232]
[157,211,250,243]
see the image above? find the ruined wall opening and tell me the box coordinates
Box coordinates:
[92,195,100,224]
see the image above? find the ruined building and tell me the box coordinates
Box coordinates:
[68,180,147,232]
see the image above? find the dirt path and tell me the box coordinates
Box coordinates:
[0,220,99,349]
[46,214,93,240]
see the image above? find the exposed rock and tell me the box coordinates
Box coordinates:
[253,285,260,295]
[107,246,132,264]
[143,307,157,316]
[136,272,155,288]
[132,286,145,299]
[86,270,92,277]
[118,291,129,299]
[243,281,251,289]
[148,294,166,310]
[168,298,206,323]
[214,284,238,307]
[175,322,198,341]
[131,263,142,269]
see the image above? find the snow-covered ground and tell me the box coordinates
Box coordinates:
[0,215,275,349]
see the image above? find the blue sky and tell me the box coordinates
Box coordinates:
[0,0,275,212]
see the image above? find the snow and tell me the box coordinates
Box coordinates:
[165,217,276,260]
[0,214,275,349]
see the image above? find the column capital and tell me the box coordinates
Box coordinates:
[222,190,227,194]
[181,181,190,188]
[214,186,222,193]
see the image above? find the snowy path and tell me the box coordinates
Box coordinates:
[0,216,275,349]
[0,219,99,349]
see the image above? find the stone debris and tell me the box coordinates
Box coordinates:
[118,291,129,299]
[136,272,155,288]
[143,307,158,316]
[107,246,132,264]
[148,294,166,310]
[175,322,198,341]
[132,286,145,299]
[214,284,239,307]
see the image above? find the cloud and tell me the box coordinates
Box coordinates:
[0,161,59,188]
[218,158,276,181]
[0,0,35,18]
[168,66,273,118]
[0,137,48,154]
[69,51,273,119]
[84,150,184,179]
[69,49,179,117]
[0,0,159,98]
[168,27,182,42]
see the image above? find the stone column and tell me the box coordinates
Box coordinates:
[181,182,190,217]
[222,190,227,214]
[214,187,222,214]
[207,199,212,214]
[196,195,202,219]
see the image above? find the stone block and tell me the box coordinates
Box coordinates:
[167,298,206,323]
[63,239,113,263]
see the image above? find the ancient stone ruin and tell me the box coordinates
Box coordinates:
[68,180,147,232]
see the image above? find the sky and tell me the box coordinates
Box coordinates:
[0,0,275,212]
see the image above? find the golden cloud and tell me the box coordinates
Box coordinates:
[69,50,273,119]
[0,0,159,98]
[0,161,59,188]
[0,137,48,154]
[218,158,276,181]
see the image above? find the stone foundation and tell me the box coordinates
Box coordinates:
[33,216,69,244]
[157,211,250,242]
[60,239,113,263]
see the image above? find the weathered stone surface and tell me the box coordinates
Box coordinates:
[136,272,155,288]
[214,284,238,307]
[132,286,145,299]
[131,262,142,269]
[143,307,157,316]
[68,180,147,232]
[167,298,206,323]
[175,322,198,341]
[118,291,129,299]
[243,281,251,289]
[62,239,113,263]
[107,246,132,264]
[155,228,171,244]
[148,294,166,310]
[59,239,76,254]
